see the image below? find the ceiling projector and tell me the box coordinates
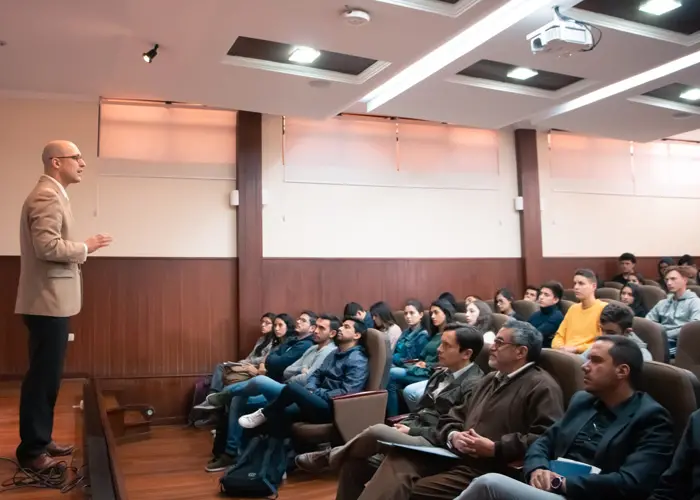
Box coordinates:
[527,17,594,55]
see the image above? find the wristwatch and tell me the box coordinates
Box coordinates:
[551,475,563,493]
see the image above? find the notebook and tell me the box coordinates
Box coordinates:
[377,441,459,459]
[549,457,601,477]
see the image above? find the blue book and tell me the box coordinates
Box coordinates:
[549,458,601,477]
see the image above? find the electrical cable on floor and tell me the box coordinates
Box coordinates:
[0,453,87,494]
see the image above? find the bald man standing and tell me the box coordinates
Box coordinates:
[15,141,112,471]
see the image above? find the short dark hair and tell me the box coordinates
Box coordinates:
[679,254,694,266]
[369,301,396,328]
[345,317,368,348]
[600,303,634,331]
[343,302,364,318]
[596,335,643,388]
[318,313,341,332]
[540,281,564,301]
[438,292,458,309]
[574,268,597,283]
[619,252,636,264]
[444,323,484,361]
[525,285,540,293]
[300,310,318,325]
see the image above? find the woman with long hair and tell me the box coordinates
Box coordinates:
[370,301,403,350]
[620,283,648,318]
[465,300,495,343]
[494,288,524,320]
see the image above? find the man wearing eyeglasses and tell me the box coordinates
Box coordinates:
[355,320,564,500]
[15,140,112,471]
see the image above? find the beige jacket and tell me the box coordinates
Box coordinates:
[15,176,87,317]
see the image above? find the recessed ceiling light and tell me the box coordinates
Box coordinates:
[639,0,682,16]
[680,88,700,101]
[507,67,538,80]
[288,46,321,64]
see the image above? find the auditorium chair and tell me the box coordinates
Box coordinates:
[513,300,539,322]
[639,361,700,439]
[392,310,408,332]
[604,281,623,290]
[644,279,662,288]
[638,285,667,312]
[562,289,577,302]
[485,299,495,312]
[290,328,389,450]
[689,285,700,297]
[595,287,621,301]
[474,343,493,373]
[454,312,468,324]
[600,298,628,308]
[491,313,509,333]
[675,322,700,381]
[538,349,584,408]
[559,300,575,315]
[633,317,669,363]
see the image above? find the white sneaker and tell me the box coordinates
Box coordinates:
[238,409,267,429]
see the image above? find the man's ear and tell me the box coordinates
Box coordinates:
[617,363,631,380]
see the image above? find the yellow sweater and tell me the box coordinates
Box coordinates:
[551,299,606,353]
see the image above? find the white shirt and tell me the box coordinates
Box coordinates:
[433,363,474,398]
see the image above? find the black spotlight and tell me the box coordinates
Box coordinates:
[143,44,159,63]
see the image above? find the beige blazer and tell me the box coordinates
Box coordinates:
[15,176,87,317]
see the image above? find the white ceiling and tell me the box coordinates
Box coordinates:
[2,0,700,142]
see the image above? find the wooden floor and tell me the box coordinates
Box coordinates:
[0,379,338,499]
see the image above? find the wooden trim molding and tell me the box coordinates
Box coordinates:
[515,129,544,287]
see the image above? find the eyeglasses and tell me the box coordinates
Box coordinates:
[493,338,518,349]
[51,154,83,161]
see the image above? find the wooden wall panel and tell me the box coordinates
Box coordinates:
[0,257,237,378]
[261,258,523,316]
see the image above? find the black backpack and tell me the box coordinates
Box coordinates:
[219,434,293,498]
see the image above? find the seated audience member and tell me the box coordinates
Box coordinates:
[370,301,402,350]
[610,252,639,286]
[647,265,700,356]
[401,299,456,413]
[494,288,524,320]
[626,273,642,286]
[208,312,277,395]
[295,324,486,478]
[456,335,674,500]
[204,314,339,471]
[648,409,700,500]
[678,255,699,284]
[620,282,648,317]
[465,295,481,305]
[386,300,430,416]
[528,281,564,348]
[353,320,564,500]
[657,257,673,291]
[582,302,652,361]
[344,302,375,329]
[264,312,315,382]
[438,292,459,311]
[552,269,606,354]
[465,300,496,343]
[238,317,369,432]
[524,285,540,302]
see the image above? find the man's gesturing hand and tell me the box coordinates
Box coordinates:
[85,233,113,254]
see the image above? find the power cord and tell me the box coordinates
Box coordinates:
[0,454,87,494]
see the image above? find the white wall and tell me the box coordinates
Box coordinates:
[261,115,522,258]
[539,132,700,257]
[0,97,237,257]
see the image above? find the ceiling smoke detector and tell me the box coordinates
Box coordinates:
[342,8,371,26]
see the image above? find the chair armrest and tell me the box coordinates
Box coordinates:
[385,414,409,425]
[332,390,388,442]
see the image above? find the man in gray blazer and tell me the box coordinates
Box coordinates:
[15,140,111,471]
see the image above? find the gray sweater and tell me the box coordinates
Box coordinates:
[283,343,336,385]
[646,290,700,340]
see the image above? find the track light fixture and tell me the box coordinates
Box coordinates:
[143,44,159,63]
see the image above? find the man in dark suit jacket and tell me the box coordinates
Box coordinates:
[455,335,675,500]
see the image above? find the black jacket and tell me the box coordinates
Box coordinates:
[650,409,700,500]
[401,363,484,444]
[265,334,314,382]
[525,391,674,500]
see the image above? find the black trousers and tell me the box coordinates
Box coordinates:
[16,315,70,460]
[262,382,333,436]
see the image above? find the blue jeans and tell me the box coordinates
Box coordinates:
[386,367,428,416]
[223,376,286,456]
[403,379,429,412]
[211,363,225,392]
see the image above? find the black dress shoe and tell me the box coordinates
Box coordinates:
[19,453,65,472]
[46,441,74,457]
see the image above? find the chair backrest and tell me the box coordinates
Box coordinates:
[474,343,493,373]
[644,279,662,288]
[454,301,467,313]
[595,287,621,301]
[562,289,578,302]
[538,349,585,408]
[454,312,468,324]
[364,328,390,390]
[633,317,669,363]
[491,313,509,333]
[638,285,667,312]
[513,300,539,321]
[675,322,700,381]
[560,300,575,315]
[604,281,624,290]
[689,285,700,297]
[392,310,408,332]
[639,361,700,439]
[484,299,495,312]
